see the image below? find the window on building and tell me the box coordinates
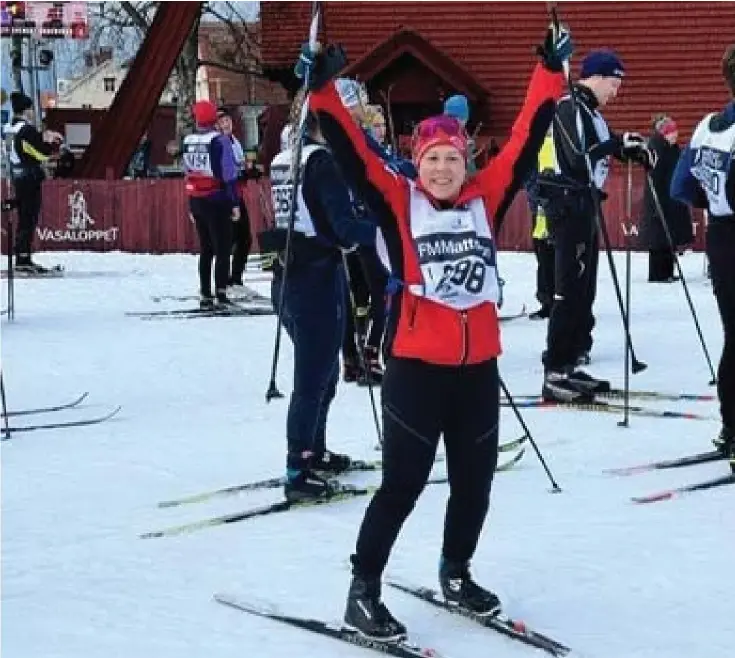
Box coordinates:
[242,105,265,149]
[103,77,116,92]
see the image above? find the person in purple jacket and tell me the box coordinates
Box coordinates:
[183,100,240,307]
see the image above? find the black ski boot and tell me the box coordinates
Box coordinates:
[713,426,735,459]
[439,559,501,616]
[216,290,234,306]
[311,449,352,475]
[568,368,610,394]
[200,294,215,310]
[344,574,407,642]
[542,370,594,403]
[284,469,337,503]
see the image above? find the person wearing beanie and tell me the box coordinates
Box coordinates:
[7,91,63,273]
[182,99,240,307]
[301,23,573,640]
[265,88,376,503]
[215,106,255,288]
[538,47,657,403]
[671,44,735,471]
[641,114,693,282]
[444,94,479,174]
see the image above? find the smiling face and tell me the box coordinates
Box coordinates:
[418,144,466,201]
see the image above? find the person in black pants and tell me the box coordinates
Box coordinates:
[671,44,735,468]
[302,23,573,639]
[182,101,240,306]
[216,107,257,286]
[539,50,656,402]
[641,115,693,282]
[7,92,62,272]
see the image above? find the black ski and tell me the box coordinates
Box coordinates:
[632,471,735,504]
[2,392,89,418]
[1,405,121,437]
[604,449,724,476]
[157,439,528,509]
[127,305,274,319]
[157,458,387,508]
[214,593,449,658]
[387,580,570,657]
[504,398,714,421]
[141,483,380,539]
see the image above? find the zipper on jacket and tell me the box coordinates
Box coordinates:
[408,298,418,330]
[460,311,469,365]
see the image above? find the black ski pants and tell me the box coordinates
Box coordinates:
[545,213,598,371]
[230,198,252,283]
[648,248,675,282]
[189,197,233,296]
[352,357,500,579]
[13,175,43,260]
[707,221,735,432]
[533,238,555,311]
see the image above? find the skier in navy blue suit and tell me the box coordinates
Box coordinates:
[269,94,376,501]
[671,44,735,470]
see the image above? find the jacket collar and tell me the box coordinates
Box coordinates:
[574,84,600,111]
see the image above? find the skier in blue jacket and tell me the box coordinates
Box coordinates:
[269,92,376,501]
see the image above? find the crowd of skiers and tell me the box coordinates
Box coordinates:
[236,28,735,643]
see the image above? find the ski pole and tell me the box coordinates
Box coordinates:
[341,251,383,446]
[499,377,562,493]
[1,372,10,440]
[265,1,322,402]
[549,4,647,375]
[619,160,633,427]
[645,173,717,385]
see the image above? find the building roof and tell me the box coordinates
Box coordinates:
[342,28,487,102]
[261,1,735,139]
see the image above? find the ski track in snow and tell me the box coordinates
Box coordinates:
[1,250,732,658]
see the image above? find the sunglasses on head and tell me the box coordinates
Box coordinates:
[413,115,466,140]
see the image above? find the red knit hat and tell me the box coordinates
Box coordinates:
[192,100,217,126]
[411,115,468,165]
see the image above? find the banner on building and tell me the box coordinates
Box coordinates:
[1,1,89,39]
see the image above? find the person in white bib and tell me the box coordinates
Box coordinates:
[301,24,573,641]
[671,44,735,469]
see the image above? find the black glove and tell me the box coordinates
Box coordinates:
[294,43,348,92]
[620,133,657,170]
[537,24,574,72]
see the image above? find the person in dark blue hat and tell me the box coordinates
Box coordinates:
[539,48,657,403]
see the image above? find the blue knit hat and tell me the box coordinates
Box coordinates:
[443,95,470,123]
[580,50,626,79]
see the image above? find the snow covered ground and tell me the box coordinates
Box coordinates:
[1,249,732,658]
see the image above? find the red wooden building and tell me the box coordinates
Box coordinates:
[260,1,734,145]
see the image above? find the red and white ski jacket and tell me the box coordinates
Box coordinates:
[309,64,564,366]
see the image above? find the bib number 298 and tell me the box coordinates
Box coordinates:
[436,258,486,294]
